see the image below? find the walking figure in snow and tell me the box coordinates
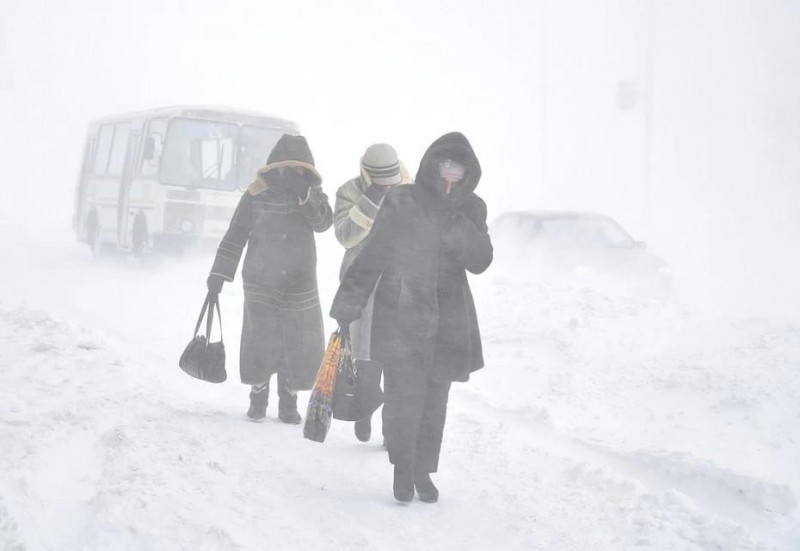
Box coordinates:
[333,143,410,442]
[207,134,333,423]
[330,132,492,503]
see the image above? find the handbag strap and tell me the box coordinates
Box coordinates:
[193,292,213,337]
[206,294,224,343]
[193,292,224,343]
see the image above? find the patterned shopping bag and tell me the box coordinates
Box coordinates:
[303,330,343,443]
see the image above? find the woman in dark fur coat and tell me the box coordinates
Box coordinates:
[207,134,333,423]
[330,132,492,502]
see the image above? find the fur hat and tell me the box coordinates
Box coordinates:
[267,134,315,166]
[360,143,402,186]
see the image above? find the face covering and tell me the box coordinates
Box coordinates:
[437,160,466,195]
[280,167,316,188]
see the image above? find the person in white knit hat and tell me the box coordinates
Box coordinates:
[333,143,411,443]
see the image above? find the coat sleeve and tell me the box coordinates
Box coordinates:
[210,192,252,281]
[330,195,397,323]
[299,185,333,232]
[334,180,382,249]
[441,195,493,274]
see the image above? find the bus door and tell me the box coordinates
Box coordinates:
[116,128,141,248]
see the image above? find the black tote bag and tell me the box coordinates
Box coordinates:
[179,292,227,383]
[332,336,383,422]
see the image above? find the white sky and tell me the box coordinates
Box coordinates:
[1,0,799,317]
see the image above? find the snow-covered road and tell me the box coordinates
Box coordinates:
[1,232,799,550]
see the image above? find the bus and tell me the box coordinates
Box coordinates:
[73,105,299,256]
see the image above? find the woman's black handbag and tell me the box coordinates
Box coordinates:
[179,292,226,383]
[332,336,383,422]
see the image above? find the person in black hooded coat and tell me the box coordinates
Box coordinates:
[330,132,492,503]
[207,134,333,423]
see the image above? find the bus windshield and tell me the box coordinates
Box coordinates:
[161,119,239,190]
[160,119,291,191]
[238,126,286,189]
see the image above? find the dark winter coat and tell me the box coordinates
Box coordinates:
[210,135,333,389]
[330,132,492,382]
[333,166,411,360]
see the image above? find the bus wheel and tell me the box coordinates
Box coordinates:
[132,216,149,258]
[87,216,105,258]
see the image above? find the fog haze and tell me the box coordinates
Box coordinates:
[2,0,798,318]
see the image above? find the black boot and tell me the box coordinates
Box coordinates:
[414,471,439,503]
[393,465,414,503]
[278,394,301,425]
[354,415,372,442]
[247,385,268,421]
[277,375,301,424]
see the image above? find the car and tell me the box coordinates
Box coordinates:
[490,210,671,296]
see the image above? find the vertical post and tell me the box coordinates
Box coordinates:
[642,0,656,231]
[540,0,549,202]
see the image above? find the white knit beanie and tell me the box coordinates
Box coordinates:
[361,143,403,186]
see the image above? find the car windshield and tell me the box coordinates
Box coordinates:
[160,119,289,191]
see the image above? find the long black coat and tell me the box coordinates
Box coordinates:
[330,133,492,382]
[211,153,333,389]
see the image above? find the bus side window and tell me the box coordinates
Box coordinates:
[92,124,115,175]
[140,119,167,179]
[106,123,131,177]
[81,136,97,177]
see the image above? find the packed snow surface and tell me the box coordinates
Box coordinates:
[1,233,799,550]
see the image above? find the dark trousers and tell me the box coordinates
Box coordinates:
[356,359,384,420]
[382,358,452,474]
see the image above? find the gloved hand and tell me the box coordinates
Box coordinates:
[282,170,314,199]
[363,183,389,204]
[334,317,353,339]
[441,212,478,255]
[207,274,225,295]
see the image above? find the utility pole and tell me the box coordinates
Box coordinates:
[540,0,548,202]
[642,0,656,231]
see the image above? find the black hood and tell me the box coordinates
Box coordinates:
[415,132,482,203]
[267,134,315,166]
